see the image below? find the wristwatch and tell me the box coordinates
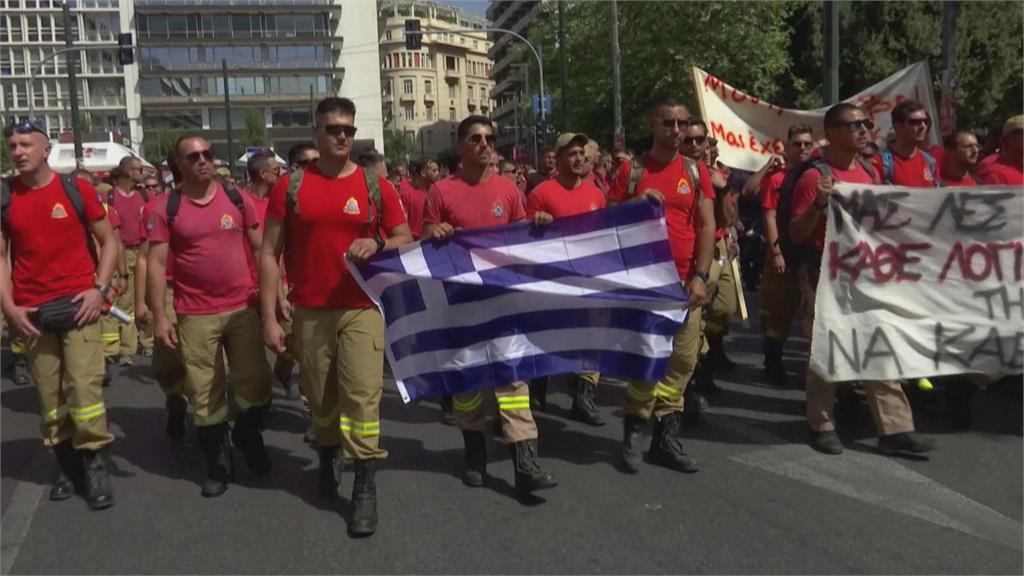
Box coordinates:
[693,271,710,285]
[94,283,111,297]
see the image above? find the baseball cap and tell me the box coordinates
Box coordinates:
[1003,115,1024,135]
[215,167,231,177]
[554,132,589,155]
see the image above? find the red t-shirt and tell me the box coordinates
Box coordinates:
[397,180,428,239]
[940,170,978,187]
[246,192,270,287]
[140,200,173,281]
[146,186,259,315]
[105,202,121,229]
[108,187,148,246]
[6,175,106,307]
[792,159,878,252]
[608,155,714,280]
[267,164,405,310]
[872,148,938,187]
[525,178,606,219]
[760,168,787,212]
[977,156,1024,185]
[424,173,527,229]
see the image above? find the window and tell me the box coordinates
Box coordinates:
[385,30,392,41]
[449,107,456,121]
[271,107,311,127]
[403,79,413,94]
[403,104,414,120]
[382,80,391,96]
[424,80,432,95]
[447,83,459,100]
[425,105,434,120]
[445,55,457,71]
[209,108,248,129]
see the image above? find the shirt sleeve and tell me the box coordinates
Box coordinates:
[106,205,121,229]
[240,189,259,229]
[267,174,290,221]
[525,185,544,219]
[423,183,444,225]
[78,180,107,222]
[378,177,407,230]
[761,171,780,211]
[146,199,171,244]
[607,161,632,202]
[696,161,715,200]
[790,169,821,218]
[507,183,527,223]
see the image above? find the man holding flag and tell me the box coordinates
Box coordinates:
[423,115,559,500]
[608,96,716,474]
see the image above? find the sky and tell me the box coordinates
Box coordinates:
[445,0,489,17]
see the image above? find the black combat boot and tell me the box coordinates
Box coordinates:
[570,375,605,426]
[763,338,789,387]
[511,439,557,498]
[529,377,548,411]
[51,439,82,500]
[82,448,114,509]
[349,460,378,537]
[645,412,699,473]
[196,424,233,497]
[621,415,646,474]
[707,333,736,372]
[318,445,339,497]
[165,395,187,440]
[231,409,272,475]
[461,430,487,487]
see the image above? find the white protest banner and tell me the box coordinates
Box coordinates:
[692,62,941,172]
[810,184,1024,383]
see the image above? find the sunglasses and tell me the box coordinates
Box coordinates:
[660,118,690,129]
[791,141,814,148]
[905,117,931,127]
[682,136,707,146]
[143,183,161,189]
[466,133,496,146]
[830,119,875,133]
[4,120,48,139]
[185,149,214,163]
[294,158,316,168]
[322,124,357,138]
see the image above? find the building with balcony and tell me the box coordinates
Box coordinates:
[486,0,542,156]
[378,0,494,159]
[135,0,383,162]
[0,0,141,148]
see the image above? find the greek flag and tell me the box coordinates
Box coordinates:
[351,201,688,402]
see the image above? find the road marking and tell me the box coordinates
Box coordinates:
[1,478,45,575]
[702,411,1024,552]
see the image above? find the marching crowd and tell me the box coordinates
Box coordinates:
[2,94,1021,537]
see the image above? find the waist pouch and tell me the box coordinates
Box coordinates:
[33,295,82,333]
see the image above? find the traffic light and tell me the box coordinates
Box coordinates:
[117,33,134,66]
[404,19,421,50]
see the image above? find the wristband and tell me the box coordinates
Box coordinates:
[94,283,111,297]
[375,236,386,253]
[813,200,829,211]
[693,271,710,285]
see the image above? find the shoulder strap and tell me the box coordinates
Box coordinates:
[61,175,98,266]
[920,149,941,187]
[626,155,646,197]
[1,179,10,231]
[684,157,701,194]
[140,188,150,204]
[811,158,833,181]
[879,149,894,184]
[363,168,384,240]
[224,186,245,217]
[286,167,305,215]
[166,190,182,229]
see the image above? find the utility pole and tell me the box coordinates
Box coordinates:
[558,0,569,130]
[939,1,959,139]
[822,0,839,105]
[611,0,623,148]
[62,1,83,165]
[222,59,234,175]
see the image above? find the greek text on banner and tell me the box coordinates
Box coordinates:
[811,184,1024,383]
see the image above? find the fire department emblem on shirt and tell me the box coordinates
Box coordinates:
[219,214,236,230]
[676,178,692,195]
[51,203,68,219]
[492,202,504,217]
[344,197,361,215]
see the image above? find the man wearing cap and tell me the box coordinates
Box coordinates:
[977,115,1024,185]
[2,120,121,509]
[423,115,558,500]
[526,133,608,427]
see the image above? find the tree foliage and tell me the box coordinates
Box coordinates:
[239,109,268,150]
[383,130,416,168]
[514,0,1022,150]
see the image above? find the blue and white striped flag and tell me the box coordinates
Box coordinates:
[351,201,688,402]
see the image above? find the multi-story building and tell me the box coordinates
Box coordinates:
[135,0,383,162]
[487,0,541,155]
[0,0,141,146]
[378,0,494,159]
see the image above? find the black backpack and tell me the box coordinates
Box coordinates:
[775,155,879,266]
[1,175,98,265]
[165,185,246,230]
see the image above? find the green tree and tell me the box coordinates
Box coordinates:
[383,130,416,169]
[145,129,183,168]
[239,108,268,150]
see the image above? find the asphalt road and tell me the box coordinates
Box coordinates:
[2,296,1022,575]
